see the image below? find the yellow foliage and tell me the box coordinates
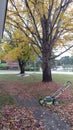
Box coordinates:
[2,29,38,62]
[2,44,12,52]
[6,0,73,60]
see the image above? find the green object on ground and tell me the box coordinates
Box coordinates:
[39,96,54,106]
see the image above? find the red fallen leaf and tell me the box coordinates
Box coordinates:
[51,103,73,127]
[0,105,44,130]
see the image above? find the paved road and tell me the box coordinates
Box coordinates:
[0,70,20,74]
[52,71,73,75]
[0,70,73,75]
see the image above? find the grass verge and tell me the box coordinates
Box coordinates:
[0,87,16,109]
[0,73,73,83]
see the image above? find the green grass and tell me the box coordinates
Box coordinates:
[0,73,73,84]
[0,74,42,82]
[0,88,15,109]
[52,74,73,84]
[0,94,15,109]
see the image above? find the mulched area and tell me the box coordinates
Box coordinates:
[0,81,73,129]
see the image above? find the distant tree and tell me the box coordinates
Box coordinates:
[1,28,37,74]
[70,56,73,65]
[60,56,70,65]
[60,56,73,65]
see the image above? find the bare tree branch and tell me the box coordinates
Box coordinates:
[25,0,42,44]
[51,45,73,59]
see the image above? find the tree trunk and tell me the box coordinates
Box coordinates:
[41,15,52,82]
[42,51,52,82]
[18,59,26,74]
[20,63,25,74]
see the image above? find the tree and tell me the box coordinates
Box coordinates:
[2,28,37,74]
[60,56,73,65]
[60,56,70,65]
[6,0,73,82]
[70,56,73,65]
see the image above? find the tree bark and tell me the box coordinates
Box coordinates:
[42,51,52,82]
[41,15,52,82]
[18,59,26,74]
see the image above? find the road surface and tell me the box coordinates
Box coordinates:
[0,70,73,75]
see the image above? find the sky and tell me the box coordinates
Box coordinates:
[55,49,72,60]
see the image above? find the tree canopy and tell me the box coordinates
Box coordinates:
[5,0,73,82]
[1,27,39,74]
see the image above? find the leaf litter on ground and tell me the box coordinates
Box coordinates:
[0,105,44,130]
[0,81,73,129]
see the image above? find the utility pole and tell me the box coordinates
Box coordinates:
[0,0,8,42]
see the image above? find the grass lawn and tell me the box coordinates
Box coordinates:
[52,74,73,83]
[0,73,73,83]
[0,73,73,108]
[0,87,15,109]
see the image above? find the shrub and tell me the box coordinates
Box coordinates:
[0,63,8,70]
